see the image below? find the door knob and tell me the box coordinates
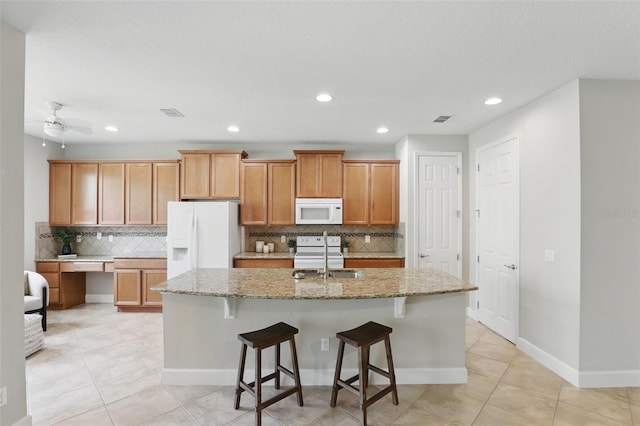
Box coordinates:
[504,264,517,270]
[419,254,429,258]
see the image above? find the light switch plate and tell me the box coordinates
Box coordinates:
[108,235,114,242]
[544,249,555,263]
[76,235,82,243]
[96,232,102,240]
[321,338,329,351]
[281,235,286,243]
[365,235,371,243]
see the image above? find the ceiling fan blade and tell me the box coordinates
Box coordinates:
[67,125,93,135]
[59,118,92,128]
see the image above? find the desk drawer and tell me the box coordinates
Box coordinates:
[60,262,104,272]
[114,259,167,270]
[36,262,60,273]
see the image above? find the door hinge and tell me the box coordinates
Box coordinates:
[475,209,480,218]
[456,210,460,218]
[457,253,460,261]
[457,167,460,175]
[477,164,480,172]
[477,255,480,263]
[476,300,479,309]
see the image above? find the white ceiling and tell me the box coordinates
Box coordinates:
[2,1,639,146]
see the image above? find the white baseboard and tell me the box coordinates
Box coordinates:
[85,294,113,304]
[162,367,468,386]
[517,337,640,388]
[466,307,478,321]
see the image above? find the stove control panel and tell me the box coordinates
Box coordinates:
[296,235,341,247]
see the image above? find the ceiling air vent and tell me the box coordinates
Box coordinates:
[433,115,452,123]
[160,108,184,118]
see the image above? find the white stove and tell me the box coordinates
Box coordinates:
[293,235,344,269]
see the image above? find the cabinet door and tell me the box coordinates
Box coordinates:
[181,153,210,199]
[370,163,399,225]
[319,154,343,197]
[153,162,180,225]
[99,163,125,225]
[268,162,296,225]
[296,154,319,197]
[240,162,268,225]
[211,153,242,198]
[342,163,370,225]
[142,269,166,306]
[71,163,98,225]
[49,163,72,225]
[126,163,153,224]
[114,270,141,306]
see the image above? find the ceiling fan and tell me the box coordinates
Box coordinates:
[36,101,93,139]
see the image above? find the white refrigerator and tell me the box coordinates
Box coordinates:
[167,201,241,279]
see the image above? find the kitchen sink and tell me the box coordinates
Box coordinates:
[292,269,363,279]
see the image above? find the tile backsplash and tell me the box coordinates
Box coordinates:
[37,222,405,259]
[246,224,405,254]
[36,222,167,259]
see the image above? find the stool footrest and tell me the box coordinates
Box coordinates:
[364,386,394,408]
[368,364,390,378]
[260,387,299,410]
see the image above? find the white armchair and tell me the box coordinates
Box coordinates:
[24,271,49,331]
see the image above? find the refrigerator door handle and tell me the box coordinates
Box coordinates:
[191,213,198,269]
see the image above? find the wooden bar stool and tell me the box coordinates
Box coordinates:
[330,321,398,425]
[234,322,303,425]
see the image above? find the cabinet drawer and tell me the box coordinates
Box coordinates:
[234,259,294,268]
[40,272,60,288]
[60,262,104,272]
[344,258,405,268]
[114,259,167,270]
[36,262,60,273]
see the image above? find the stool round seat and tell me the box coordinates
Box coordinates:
[331,321,398,425]
[235,322,303,426]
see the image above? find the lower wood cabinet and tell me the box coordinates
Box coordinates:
[344,258,405,268]
[234,258,294,268]
[36,261,89,310]
[114,258,166,311]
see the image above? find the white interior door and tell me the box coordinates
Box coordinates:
[416,153,461,277]
[476,135,519,343]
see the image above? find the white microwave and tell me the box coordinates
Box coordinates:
[295,198,343,225]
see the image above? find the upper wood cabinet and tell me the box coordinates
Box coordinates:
[294,150,344,198]
[49,162,72,225]
[71,163,99,225]
[240,160,295,226]
[99,163,125,225]
[153,162,180,225]
[49,160,179,226]
[179,150,248,199]
[343,160,399,226]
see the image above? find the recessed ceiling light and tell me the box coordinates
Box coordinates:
[227,125,240,133]
[377,127,389,134]
[484,97,503,106]
[316,93,333,102]
[105,125,119,132]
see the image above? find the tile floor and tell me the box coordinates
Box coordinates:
[26,304,639,425]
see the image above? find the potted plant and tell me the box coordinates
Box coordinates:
[53,227,75,255]
[287,239,296,253]
[342,240,350,253]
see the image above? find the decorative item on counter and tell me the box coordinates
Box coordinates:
[287,239,296,253]
[268,242,275,253]
[342,240,350,253]
[53,227,76,256]
[262,244,270,254]
[255,241,264,253]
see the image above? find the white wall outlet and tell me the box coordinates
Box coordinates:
[365,235,371,243]
[320,338,329,351]
[76,235,82,243]
[544,249,555,263]
[0,386,7,407]
[96,232,102,240]
[108,235,114,242]
[281,235,286,243]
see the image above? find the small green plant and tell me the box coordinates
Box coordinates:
[342,240,350,249]
[52,227,75,245]
[287,239,296,248]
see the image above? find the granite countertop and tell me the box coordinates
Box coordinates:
[152,267,477,300]
[233,251,404,260]
[37,251,167,262]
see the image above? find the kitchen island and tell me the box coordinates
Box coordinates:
[153,267,477,386]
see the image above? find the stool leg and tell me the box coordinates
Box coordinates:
[362,346,370,391]
[275,342,281,390]
[235,343,247,409]
[358,346,368,426]
[330,340,345,407]
[255,348,262,426]
[384,336,399,405]
[289,337,304,407]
